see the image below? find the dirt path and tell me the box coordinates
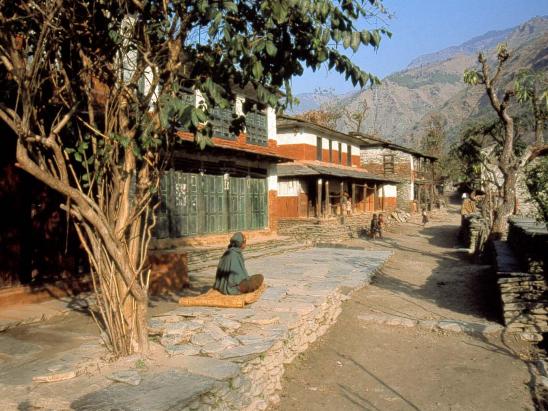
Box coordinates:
[274,205,539,411]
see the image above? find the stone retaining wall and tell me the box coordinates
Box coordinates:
[278,211,410,243]
[460,213,489,255]
[493,217,548,341]
[507,217,547,274]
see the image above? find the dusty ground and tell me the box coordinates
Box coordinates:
[274,204,541,411]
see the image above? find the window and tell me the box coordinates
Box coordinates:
[246,109,268,146]
[347,145,352,166]
[338,142,342,164]
[317,137,322,160]
[211,107,234,140]
[383,155,394,174]
[328,140,333,162]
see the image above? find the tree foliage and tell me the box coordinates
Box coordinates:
[462,44,547,235]
[525,156,548,223]
[0,0,389,356]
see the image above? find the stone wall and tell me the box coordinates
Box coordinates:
[278,211,410,243]
[397,182,413,211]
[460,213,489,255]
[360,147,412,177]
[507,217,547,274]
[493,217,548,341]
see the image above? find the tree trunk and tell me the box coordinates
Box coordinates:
[491,169,516,239]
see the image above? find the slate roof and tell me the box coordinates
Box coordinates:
[277,161,401,183]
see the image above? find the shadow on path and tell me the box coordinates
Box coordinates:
[363,209,502,324]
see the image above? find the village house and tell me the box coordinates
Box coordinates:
[274,116,400,220]
[152,88,287,242]
[352,132,438,212]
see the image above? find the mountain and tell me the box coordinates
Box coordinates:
[421,30,548,145]
[288,92,334,114]
[407,27,513,69]
[312,15,548,147]
[288,89,356,114]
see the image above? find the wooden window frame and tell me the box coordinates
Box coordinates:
[338,142,342,164]
[317,137,322,161]
[383,154,395,174]
[347,145,352,166]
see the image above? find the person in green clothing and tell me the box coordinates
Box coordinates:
[213,232,264,295]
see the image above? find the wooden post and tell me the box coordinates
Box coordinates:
[325,180,330,217]
[381,184,385,211]
[373,183,377,211]
[316,178,322,218]
[339,181,344,216]
[351,183,356,213]
[363,183,368,212]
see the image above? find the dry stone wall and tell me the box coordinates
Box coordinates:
[460,213,489,255]
[493,217,548,341]
[278,211,410,243]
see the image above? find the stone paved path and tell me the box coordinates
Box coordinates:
[275,205,539,411]
[0,247,392,410]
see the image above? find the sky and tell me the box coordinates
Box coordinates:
[291,0,548,95]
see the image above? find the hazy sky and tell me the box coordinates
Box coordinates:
[291,0,548,95]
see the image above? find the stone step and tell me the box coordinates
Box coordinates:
[189,242,308,273]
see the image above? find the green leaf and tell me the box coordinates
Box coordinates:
[252,61,264,79]
[265,41,277,57]
[74,152,82,163]
[350,32,361,52]
[360,30,371,44]
[342,32,351,49]
[224,1,238,13]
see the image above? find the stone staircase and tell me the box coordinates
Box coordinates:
[168,237,307,274]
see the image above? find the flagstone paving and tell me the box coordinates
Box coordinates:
[0,247,392,410]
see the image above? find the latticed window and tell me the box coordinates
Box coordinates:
[211,107,235,140]
[246,110,268,146]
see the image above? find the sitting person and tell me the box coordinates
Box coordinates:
[213,232,264,295]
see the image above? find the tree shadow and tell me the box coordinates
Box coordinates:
[366,213,503,323]
[335,350,422,411]
[337,383,382,411]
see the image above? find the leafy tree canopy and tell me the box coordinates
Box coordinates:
[0,0,390,355]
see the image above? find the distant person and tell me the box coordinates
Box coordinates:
[344,192,352,215]
[422,208,429,226]
[213,232,263,295]
[370,214,381,239]
[378,213,385,238]
[461,192,477,216]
